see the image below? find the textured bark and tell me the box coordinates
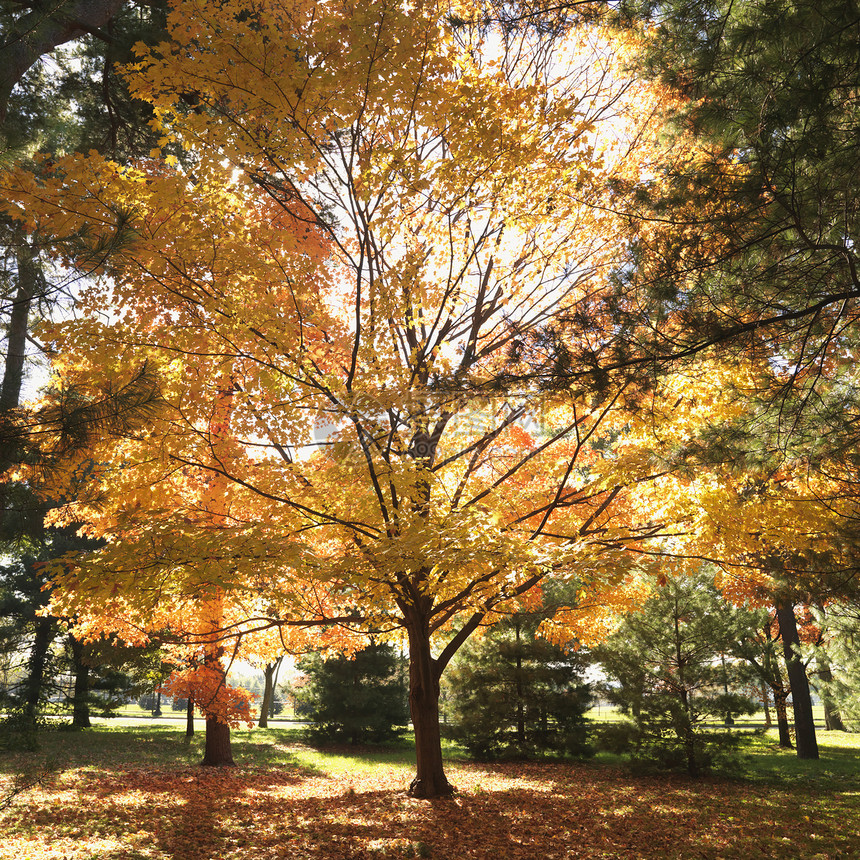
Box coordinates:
[22,617,55,722]
[776,601,819,759]
[201,717,234,766]
[199,642,234,765]
[258,664,274,729]
[0,0,128,123]
[406,622,452,798]
[760,638,792,747]
[0,242,38,413]
[816,661,847,732]
[772,680,793,748]
[259,657,283,729]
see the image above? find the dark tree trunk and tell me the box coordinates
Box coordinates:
[0,241,39,517]
[672,601,698,776]
[69,637,91,729]
[22,617,55,723]
[0,0,128,123]
[258,665,273,729]
[406,622,453,798]
[761,681,772,728]
[0,242,38,413]
[515,618,525,744]
[776,601,819,759]
[201,717,234,766]
[185,697,195,740]
[815,660,846,732]
[199,653,234,765]
[762,639,792,747]
[772,679,793,748]
[258,659,281,728]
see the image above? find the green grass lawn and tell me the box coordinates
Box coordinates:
[1,721,858,859]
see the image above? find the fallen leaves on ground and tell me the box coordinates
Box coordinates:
[1,754,858,860]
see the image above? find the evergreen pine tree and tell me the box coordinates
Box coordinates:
[293,644,409,745]
[594,570,756,776]
[445,612,592,760]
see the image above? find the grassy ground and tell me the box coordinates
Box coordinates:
[1,723,858,860]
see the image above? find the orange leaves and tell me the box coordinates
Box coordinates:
[163,666,255,728]
[0,3,696,748]
[4,735,859,860]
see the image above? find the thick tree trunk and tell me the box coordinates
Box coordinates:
[406,624,453,798]
[776,601,819,759]
[201,717,234,766]
[199,651,234,765]
[69,637,91,729]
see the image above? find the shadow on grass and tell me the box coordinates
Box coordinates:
[733,731,860,790]
[0,723,327,778]
[9,759,859,860]
[2,725,860,859]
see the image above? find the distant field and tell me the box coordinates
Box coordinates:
[95,701,828,728]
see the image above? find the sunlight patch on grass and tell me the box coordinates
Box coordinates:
[3,723,859,859]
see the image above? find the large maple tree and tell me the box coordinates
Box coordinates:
[1,0,671,795]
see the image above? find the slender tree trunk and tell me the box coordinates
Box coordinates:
[672,601,698,776]
[185,697,195,740]
[776,601,819,759]
[22,617,55,723]
[270,657,282,720]
[198,385,235,766]
[772,679,793,748]
[0,240,38,517]
[761,640,792,747]
[720,654,734,726]
[258,658,282,728]
[760,680,772,728]
[259,665,273,729]
[0,241,37,414]
[815,660,846,732]
[69,637,91,728]
[406,622,452,798]
[515,618,525,744]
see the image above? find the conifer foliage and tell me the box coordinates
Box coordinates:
[445,611,592,759]
[293,644,409,746]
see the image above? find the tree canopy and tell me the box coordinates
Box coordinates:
[3,0,860,794]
